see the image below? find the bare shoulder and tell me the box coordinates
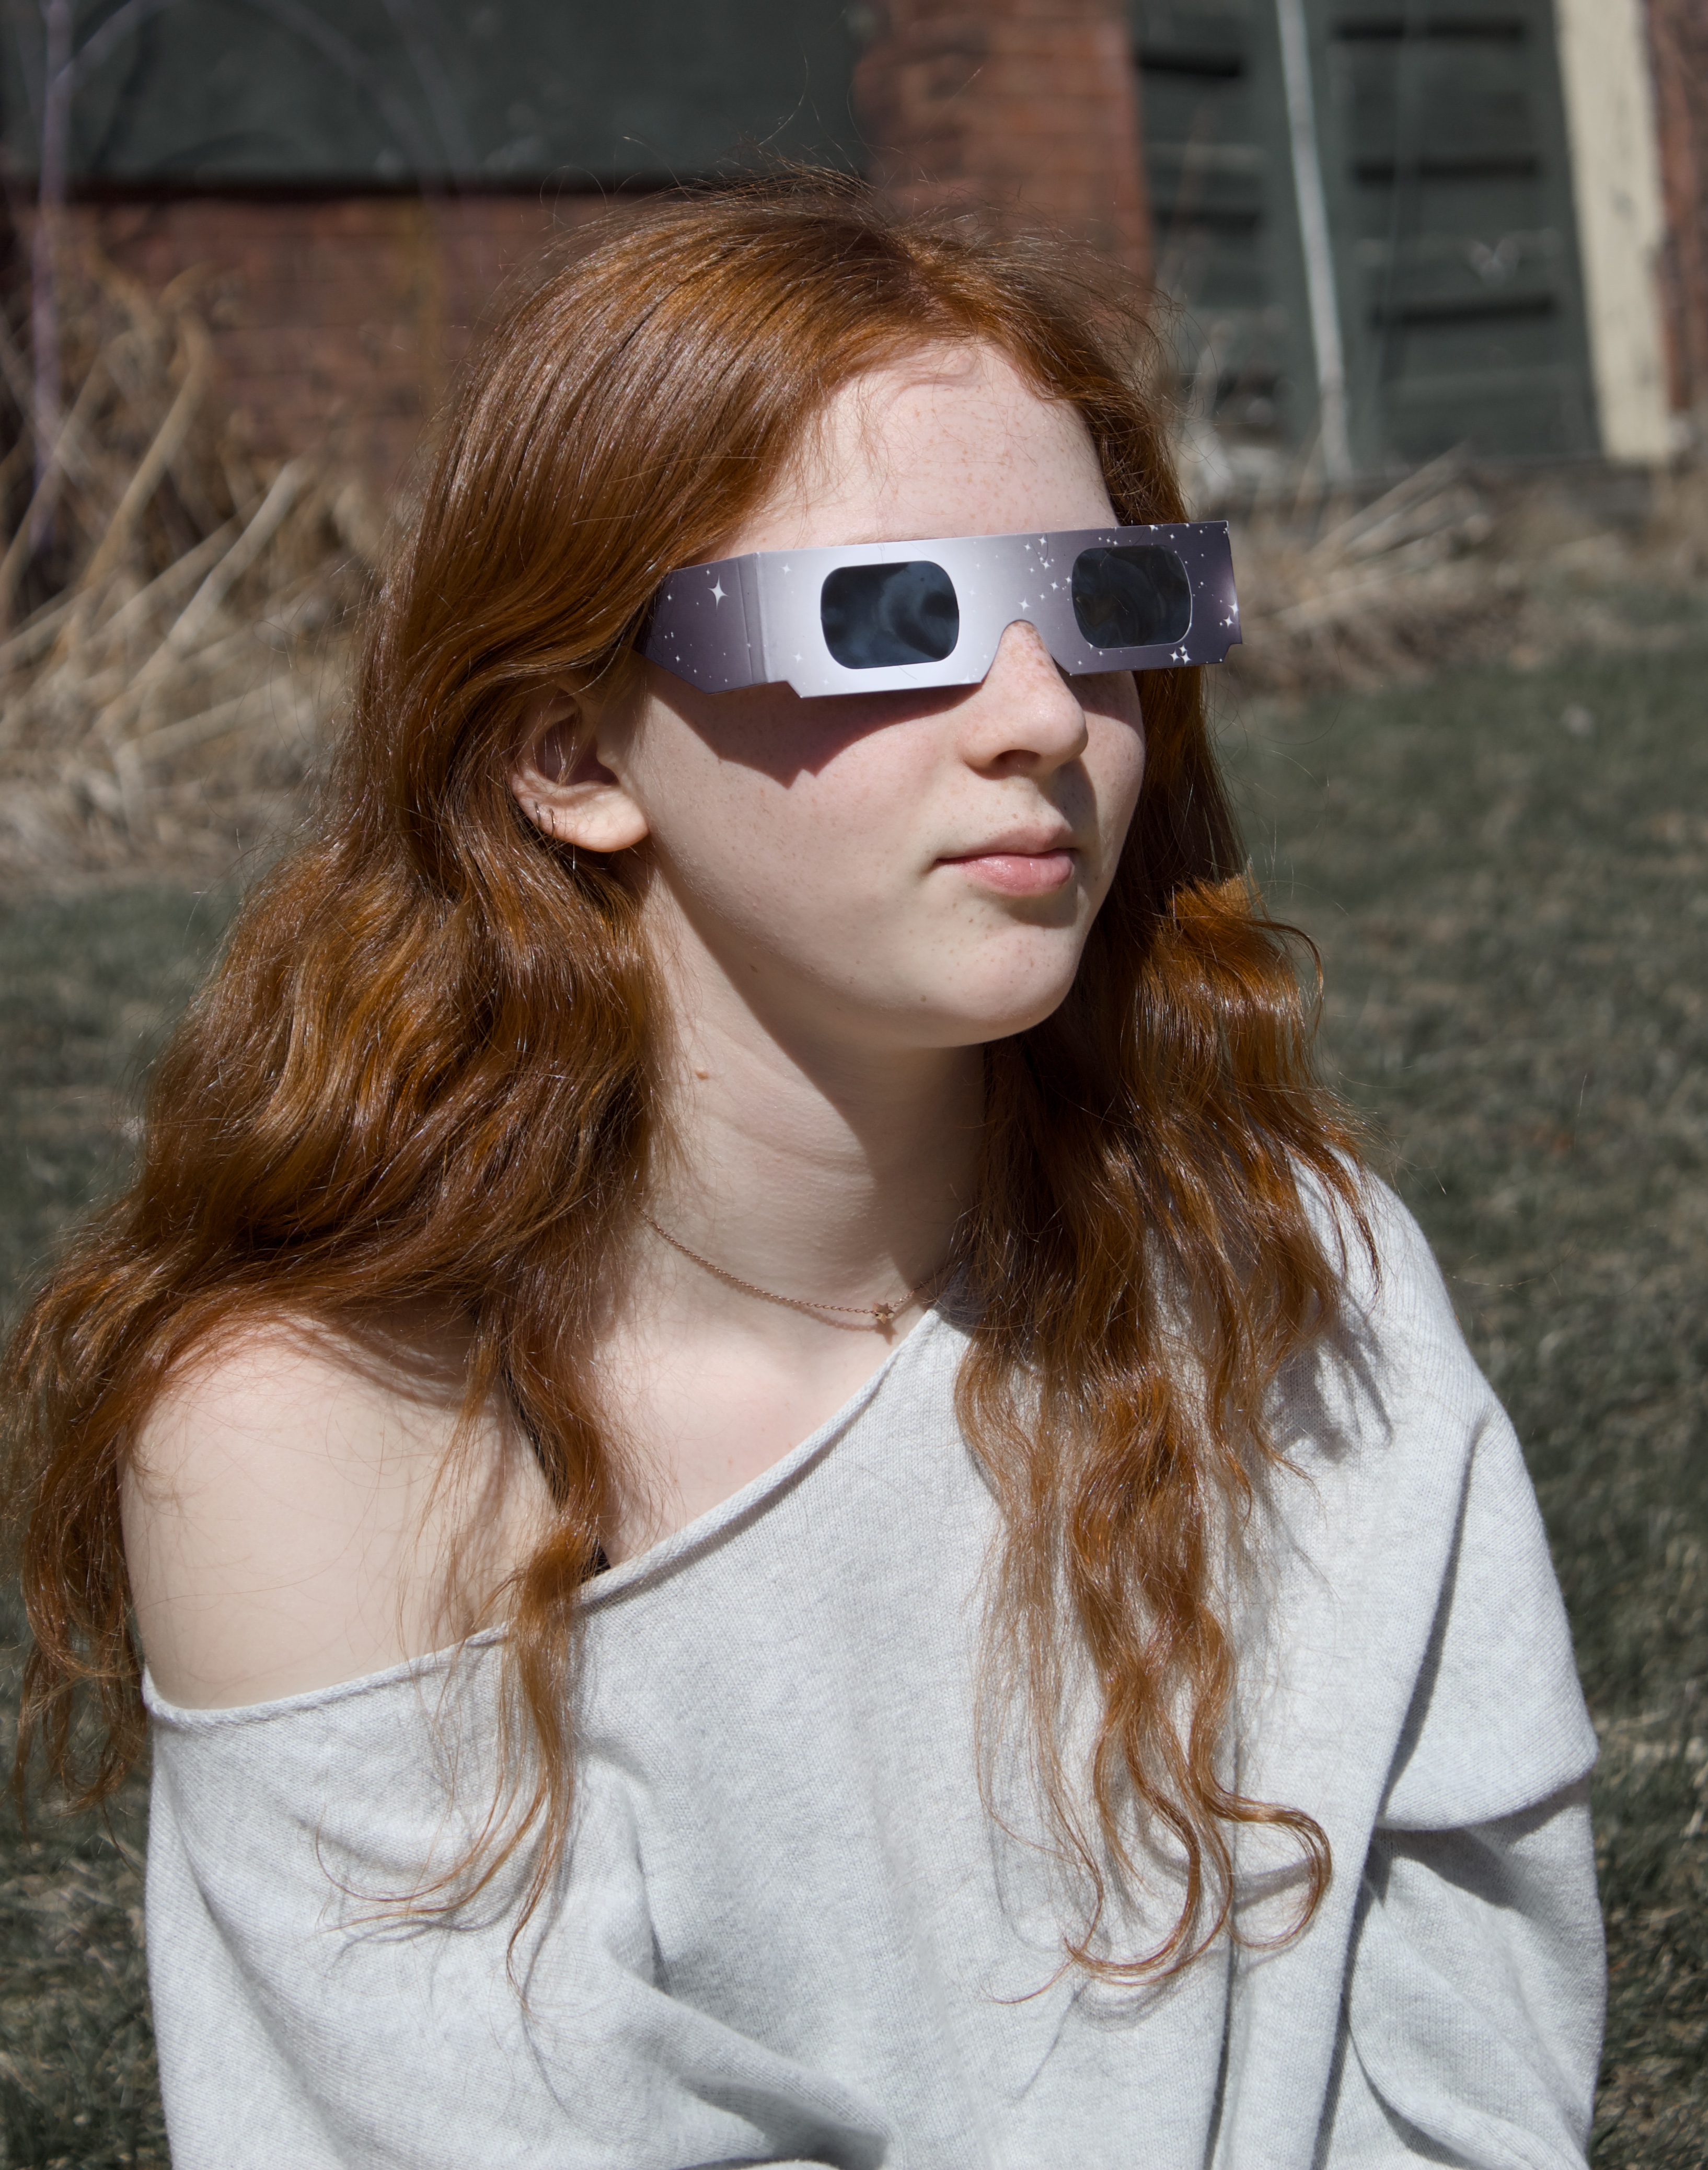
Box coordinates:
[123,1311,553,1711]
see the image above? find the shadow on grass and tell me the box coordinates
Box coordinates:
[3,629,1705,2160]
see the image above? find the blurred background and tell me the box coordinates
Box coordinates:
[0,4,1704,2164]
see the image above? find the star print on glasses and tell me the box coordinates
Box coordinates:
[638,522,1241,698]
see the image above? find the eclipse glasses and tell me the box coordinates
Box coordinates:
[639,521,1240,699]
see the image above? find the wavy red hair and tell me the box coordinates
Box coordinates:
[4,176,1366,1978]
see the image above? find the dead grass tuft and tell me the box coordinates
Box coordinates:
[0,248,378,888]
[1226,446,1708,696]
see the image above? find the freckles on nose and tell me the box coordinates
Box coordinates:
[965,622,1088,760]
[999,621,1080,702]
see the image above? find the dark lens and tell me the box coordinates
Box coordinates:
[820,561,960,670]
[1070,546,1191,649]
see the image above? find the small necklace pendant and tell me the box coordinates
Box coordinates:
[642,1212,946,1332]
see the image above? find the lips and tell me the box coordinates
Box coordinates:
[939,832,1078,896]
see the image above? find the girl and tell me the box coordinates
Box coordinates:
[7,181,1602,2168]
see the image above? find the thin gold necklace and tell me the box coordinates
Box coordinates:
[641,1213,952,1332]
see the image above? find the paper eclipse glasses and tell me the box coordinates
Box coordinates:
[638,521,1241,699]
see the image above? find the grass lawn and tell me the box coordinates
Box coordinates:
[0,887,235,2167]
[1224,628,1708,2163]
[2,629,1704,2163]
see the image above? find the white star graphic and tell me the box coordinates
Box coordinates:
[710,579,726,605]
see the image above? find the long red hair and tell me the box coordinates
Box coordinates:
[5,177,1365,1978]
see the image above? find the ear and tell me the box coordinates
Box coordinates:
[509,686,650,855]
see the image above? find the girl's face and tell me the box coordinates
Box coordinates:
[520,342,1147,1058]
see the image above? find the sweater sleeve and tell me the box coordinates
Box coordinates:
[1219,1181,1605,2169]
[143,1650,900,2170]
[1321,1779,1603,2168]
[1320,1192,1605,2166]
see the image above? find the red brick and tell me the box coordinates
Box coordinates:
[855,0,1151,279]
[1647,0,1708,414]
[6,11,1157,489]
[17,194,581,490]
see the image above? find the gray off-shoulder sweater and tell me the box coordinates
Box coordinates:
[143,1184,1604,2168]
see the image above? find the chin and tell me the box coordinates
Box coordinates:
[914,966,1082,1049]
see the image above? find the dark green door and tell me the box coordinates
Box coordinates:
[1133,0,1600,470]
[1308,0,1599,466]
[2,0,859,186]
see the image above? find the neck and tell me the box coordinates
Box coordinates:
[642,932,983,1327]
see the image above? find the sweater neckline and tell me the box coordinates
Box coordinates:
[579,1297,956,1611]
[143,1299,959,1726]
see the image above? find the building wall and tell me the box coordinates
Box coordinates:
[45,193,604,489]
[1136,0,1678,472]
[1645,0,1708,424]
[1132,2,1318,460]
[10,0,1154,495]
[852,0,1151,275]
[1,0,860,190]
[10,0,1707,487]
[1,0,860,494]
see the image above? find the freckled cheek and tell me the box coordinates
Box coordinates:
[787,749,937,863]
[1117,736,1147,828]
[678,771,914,931]
[1077,712,1145,858]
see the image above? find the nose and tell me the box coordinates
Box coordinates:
[956,619,1090,777]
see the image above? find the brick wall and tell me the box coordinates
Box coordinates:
[21,193,609,494]
[16,7,1152,492]
[15,7,1708,488]
[43,192,607,492]
[853,0,1150,276]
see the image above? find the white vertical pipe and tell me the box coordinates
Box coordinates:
[1275,0,1354,481]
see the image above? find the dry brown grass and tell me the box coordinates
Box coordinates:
[1227,448,1708,695]
[0,249,377,888]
